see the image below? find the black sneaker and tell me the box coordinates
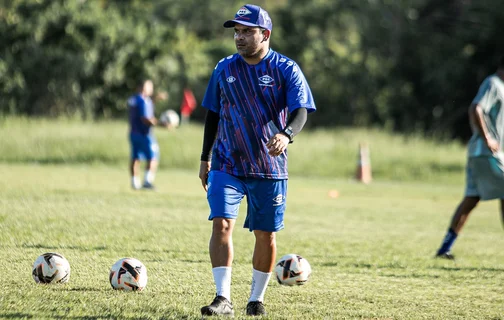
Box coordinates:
[142,182,156,190]
[436,252,455,260]
[246,301,266,316]
[201,296,234,316]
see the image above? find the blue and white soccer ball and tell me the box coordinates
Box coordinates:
[32,252,71,284]
[109,258,148,291]
[275,254,312,286]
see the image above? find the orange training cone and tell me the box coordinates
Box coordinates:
[356,143,372,184]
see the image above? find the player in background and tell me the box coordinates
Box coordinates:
[128,79,162,190]
[436,56,504,259]
[198,4,316,317]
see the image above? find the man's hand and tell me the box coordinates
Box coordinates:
[155,91,169,102]
[486,136,500,154]
[266,133,290,157]
[141,117,157,127]
[199,161,211,191]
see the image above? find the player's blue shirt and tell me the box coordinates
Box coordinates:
[202,49,316,179]
[128,94,154,136]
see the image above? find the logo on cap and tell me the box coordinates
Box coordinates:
[236,7,252,17]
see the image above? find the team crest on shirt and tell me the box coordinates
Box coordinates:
[127,97,138,107]
[237,7,252,17]
[258,75,274,87]
[272,194,285,206]
[226,76,236,83]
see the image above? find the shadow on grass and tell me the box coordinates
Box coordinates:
[428,162,464,173]
[341,262,408,270]
[22,243,107,251]
[379,273,441,279]
[320,262,338,267]
[0,313,194,320]
[53,314,194,320]
[180,259,207,264]
[64,287,104,292]
[0,313,34,319]
[429,265,504,272]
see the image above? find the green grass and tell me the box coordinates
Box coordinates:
[0,117,467,183]
[1,164,504,319]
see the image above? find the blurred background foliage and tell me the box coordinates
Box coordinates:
[1,0,504,140]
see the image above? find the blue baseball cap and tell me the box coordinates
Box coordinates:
[223,4,272,31]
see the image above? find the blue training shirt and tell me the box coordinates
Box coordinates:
[202,49,316,179]
[128,94,154,136]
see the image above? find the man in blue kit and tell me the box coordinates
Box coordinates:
[198,4,316,316]
[128,79,159,190]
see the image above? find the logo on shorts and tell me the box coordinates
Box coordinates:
[272,194,285,206]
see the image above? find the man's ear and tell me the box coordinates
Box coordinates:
[262,30,271,42]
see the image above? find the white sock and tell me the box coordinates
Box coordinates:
[212,267,232,301]
[131,176,141,189]
[144,170,155,184]
[249,269,272,302]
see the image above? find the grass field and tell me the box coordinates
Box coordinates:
[1,163,504,319]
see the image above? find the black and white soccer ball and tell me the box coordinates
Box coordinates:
[159,109,180,128]
[109,258,148,291]
[275,254,311,286]
[32,252,71,284]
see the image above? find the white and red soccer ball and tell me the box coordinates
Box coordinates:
[32,252,71,284]
[109,258,148,291]
[275,254,312,286]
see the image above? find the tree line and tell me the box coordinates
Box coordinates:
[1,0,503,139]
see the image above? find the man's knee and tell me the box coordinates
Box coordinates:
[462,196,480,210]
[212,218,234,238]
[254,230,276,245]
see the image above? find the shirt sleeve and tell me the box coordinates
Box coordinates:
[285,64,316,114]
[202,68,222,114]
[144,99,154,118]
[472,77,492,112]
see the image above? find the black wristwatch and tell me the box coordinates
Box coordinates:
[281,126,294,143]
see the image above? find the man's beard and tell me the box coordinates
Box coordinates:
[238,45,264,59]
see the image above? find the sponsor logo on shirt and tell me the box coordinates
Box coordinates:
[258,75,274,87]
[226,76,236,83]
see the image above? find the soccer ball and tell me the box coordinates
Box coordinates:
[275,254,311,286]
[109,258,148,291]
[32,252,71,284]
[159,109,180,128]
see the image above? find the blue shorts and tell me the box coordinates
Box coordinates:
[129,134,159,161]
[207,170,287,232]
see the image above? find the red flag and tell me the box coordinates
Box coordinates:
[180,88,197,117]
